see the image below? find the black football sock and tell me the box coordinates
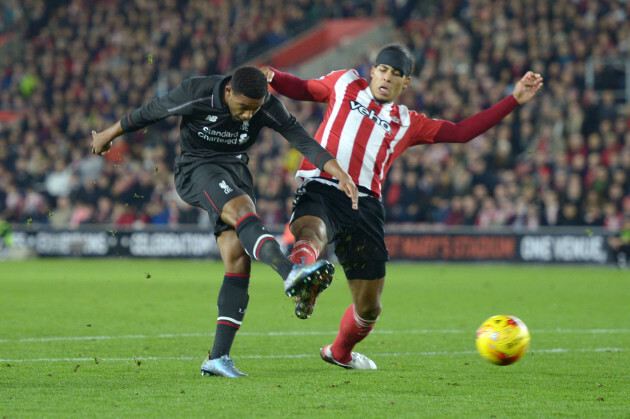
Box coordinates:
[235,213,293,279]
[209,273,250,359]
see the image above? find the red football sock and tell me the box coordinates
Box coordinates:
[289,239,320,265]
[330,304,376,364]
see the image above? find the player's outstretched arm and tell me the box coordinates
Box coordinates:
[512,71,544,105]
[322,159,359,210]
[434,71,544,144]
[91,121,124,155]
[260,66,327,102]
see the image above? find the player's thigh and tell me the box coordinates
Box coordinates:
[175,161,254,226]
[291,183,334,243]
[335,198,388,281]
[290,215,328,247]
[336,242,387,280]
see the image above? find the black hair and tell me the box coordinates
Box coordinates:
[231,66,268,99]
[375,44,414,76]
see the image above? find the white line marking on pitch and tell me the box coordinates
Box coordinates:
[0,348,625,363]
[1,329,629,344]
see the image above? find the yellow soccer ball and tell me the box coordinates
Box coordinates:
[475,315,530,366]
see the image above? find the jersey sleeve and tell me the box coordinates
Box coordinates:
[433,95,520,143]
[269,68,348,103]
[406,111,446,146]
[262,95,334,171]
[120,78,198,132]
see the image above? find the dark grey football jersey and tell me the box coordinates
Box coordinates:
[120,75,333,170]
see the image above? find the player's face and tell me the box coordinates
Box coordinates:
[225,85,264,121]
[369,64,411,103]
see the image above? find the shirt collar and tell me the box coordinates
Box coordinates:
[211,75,232,111]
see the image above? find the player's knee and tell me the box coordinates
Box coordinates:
[218,232,252,273]
[291,216,327,243]
[225,251,251,274]
[221,195,256,226]
[355,300,381,321]
[235,252,252,271]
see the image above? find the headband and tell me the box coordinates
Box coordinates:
[375,49,411,76]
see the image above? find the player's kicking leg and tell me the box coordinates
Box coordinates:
[284,259,334,319]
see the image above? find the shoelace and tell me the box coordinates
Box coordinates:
[220,356,236,367]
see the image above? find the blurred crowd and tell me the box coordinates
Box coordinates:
[382,0,630,230]
[1,0,629,235]
[0,0,380,229]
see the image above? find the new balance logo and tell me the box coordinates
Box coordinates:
[205,115,218,122]
[219,180,232,194]
[350,100,392,134]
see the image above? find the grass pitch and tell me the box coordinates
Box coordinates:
[1,259,629,418]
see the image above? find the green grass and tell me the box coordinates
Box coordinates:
[1,259,629,418]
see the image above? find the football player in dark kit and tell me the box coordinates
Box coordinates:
[91,66,358,378]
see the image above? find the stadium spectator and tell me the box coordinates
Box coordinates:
[444,195,465,226]
[49,196,72,228]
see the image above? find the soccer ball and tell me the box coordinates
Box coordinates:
[475,315,530,366]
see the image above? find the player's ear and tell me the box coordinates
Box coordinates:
[403,76,411,90]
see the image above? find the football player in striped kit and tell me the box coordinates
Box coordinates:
[262,44,543,369]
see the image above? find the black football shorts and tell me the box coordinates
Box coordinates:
[175,154,255,236]
[291,179,388,280]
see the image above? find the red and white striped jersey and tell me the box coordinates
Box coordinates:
[295,69,445,197]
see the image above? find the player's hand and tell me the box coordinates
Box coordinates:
[91,130,113,155]
[260,66,275,83]
[321,159,359,210]
[512,71,543,104]
[338,174,359,211]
